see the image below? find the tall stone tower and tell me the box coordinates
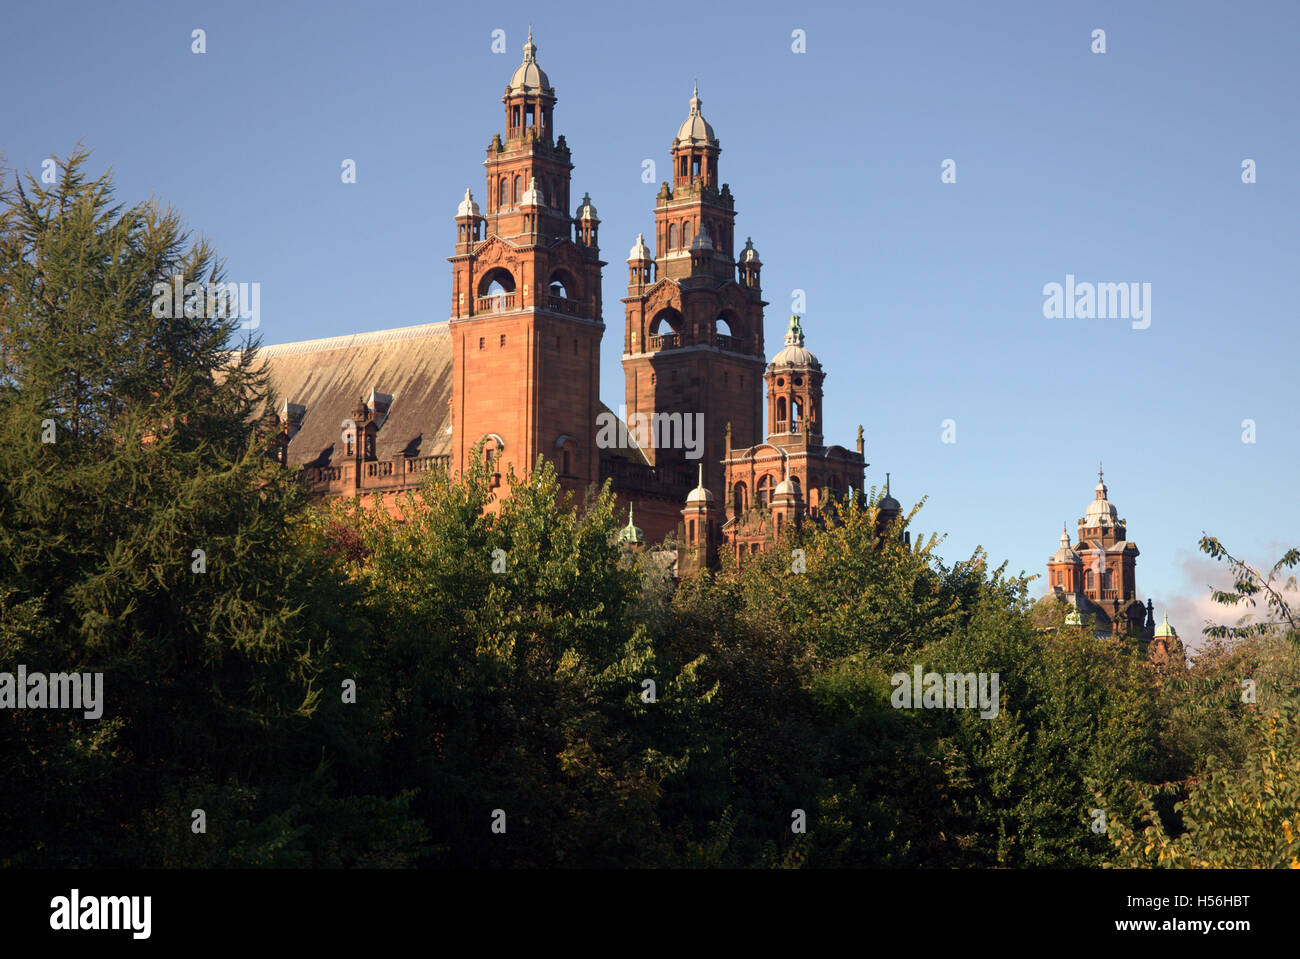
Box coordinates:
[1044,467,1156,638]
[620,85,767,499]
[448,29,605,496]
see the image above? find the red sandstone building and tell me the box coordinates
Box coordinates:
[1038,468,1181,661]
[260,30,868,571]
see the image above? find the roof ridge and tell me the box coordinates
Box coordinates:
[258,321,449,357]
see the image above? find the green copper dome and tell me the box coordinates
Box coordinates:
[616,504,644,545]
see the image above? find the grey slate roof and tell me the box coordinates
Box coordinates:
[255,322,452,468]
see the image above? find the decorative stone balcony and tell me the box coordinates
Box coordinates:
[476,293,517,313]
[298,454,450,495]
[647,330,749,354]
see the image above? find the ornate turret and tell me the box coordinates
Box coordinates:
[766,315,825,447]
[627,232,653,288]
[680,465,719,574]
[738,236,761,288]
[617,504,645,548]
[576,192,599,247]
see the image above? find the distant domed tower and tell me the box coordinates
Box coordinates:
[1151,611,1184,668]
[1039,466,1154,639]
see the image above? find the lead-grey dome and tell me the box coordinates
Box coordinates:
[508,28,553,95]
[1051,524,1081,564]
[674,83,718,147]
[770,314,820,368]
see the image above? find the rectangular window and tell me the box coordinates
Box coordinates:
[500,334,506,347]
[478,337,485,350]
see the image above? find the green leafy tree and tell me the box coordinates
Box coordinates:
[0,150,421,866]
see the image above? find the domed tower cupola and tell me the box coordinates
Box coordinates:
[575,192,599,247]
[766,315,825,445]
[454,188,483,251]
[1048,522,1084,593]
[672,83,720,190]
[504,26,556,142]
[1079,464,1126,546]
[627,232,653,288]
[738,237,761,289]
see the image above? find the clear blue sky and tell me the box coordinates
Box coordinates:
[5,0,1297,641]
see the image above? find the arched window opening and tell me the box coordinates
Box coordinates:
[478,269,516,305]
[733,482,747,515]
[513,175,521,204]
[650,309,684,345]
[668,224,676,249]
[757,475,774,508]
